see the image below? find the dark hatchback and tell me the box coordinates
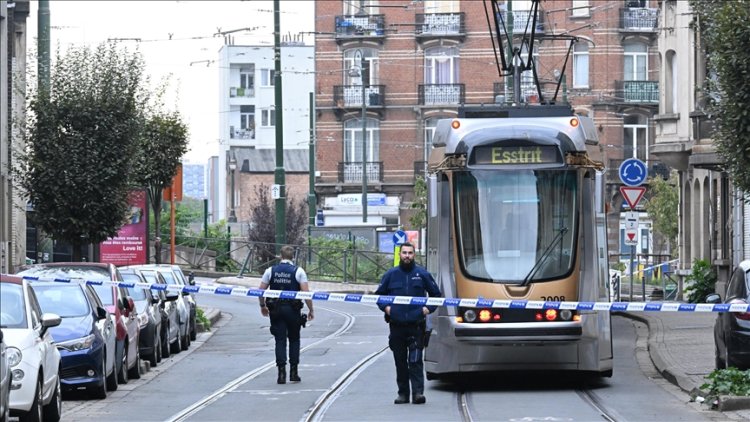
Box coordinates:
[708,260,750,369]
[29,281,117,399]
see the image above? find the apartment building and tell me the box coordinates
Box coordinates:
[314,0,662,257]
[652,1,734,288]
[215,43,314,223]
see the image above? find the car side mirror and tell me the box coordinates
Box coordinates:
[40,312,62,336]
[165,293,179,302]
[97,306,108,320]
[706,294,722,304]
[128,297,135,312]
[188,272,196,286]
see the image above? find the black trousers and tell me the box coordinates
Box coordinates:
[269,304,301,367]
[388,323,425,397]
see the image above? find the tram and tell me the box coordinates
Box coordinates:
[423,105,613,379]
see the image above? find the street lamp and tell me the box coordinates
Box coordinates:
[228,154,237,223]
[348,49,368,223]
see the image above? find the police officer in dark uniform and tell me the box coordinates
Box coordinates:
[259,245,314,384]
[376,242,441,405]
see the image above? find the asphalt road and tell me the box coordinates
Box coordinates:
[56,294,733,422]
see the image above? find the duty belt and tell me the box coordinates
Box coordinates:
[389,320,424,328]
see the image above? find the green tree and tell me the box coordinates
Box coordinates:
[409,175,427,231]
[644,171,679,254]
[21,43,146,261]
[691,0,750,193]
[132,105,189,263]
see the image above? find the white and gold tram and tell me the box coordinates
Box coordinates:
[423,105,613,379]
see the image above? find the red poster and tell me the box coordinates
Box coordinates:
[100,190,148,266]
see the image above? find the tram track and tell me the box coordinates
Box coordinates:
[458,391,474,422]
[576,388,618,422]
[165,305,358,422]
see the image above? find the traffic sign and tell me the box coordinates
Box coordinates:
[393,230,407,246]
[620,186,646,210]
[271,184,281,199]
[624,228,638,246]
[624,211,639,229]
[619,158,647,187]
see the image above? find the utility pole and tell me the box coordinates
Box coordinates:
[308,92,316,227]
[360,51,368,224]
[273,0,286,251]
[505,0,514,103]
[38,0,50,94]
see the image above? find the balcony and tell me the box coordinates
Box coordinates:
[620,8,658,32]
[615,80,659,105]
[338,161,384,184]
[229,86,254,98]
[229,126,255,140]
[501,10,545,34]
[415,12,465,40]
[418,84,465,106]
[335,15,386,43]
[334,85,386,108]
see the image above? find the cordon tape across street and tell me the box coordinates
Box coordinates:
[4,273,739,313]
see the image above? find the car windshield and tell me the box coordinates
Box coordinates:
[0,283,29,328]
[140,271,161,284]
[157,270,178,285]
[122,274,147,301]
[33,284,90,318]
[454,169,578,283]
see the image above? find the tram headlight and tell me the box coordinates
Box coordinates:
[479,309,492,322]
[544,309,557,321]
[463,309,477,323]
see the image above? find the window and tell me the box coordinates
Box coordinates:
[425,0,458,13]
[344,0,376,15]
[261,108,275,127]
[261,69,275,86]
[518,44,539,95]
[240,68,254,90]
[624,43,648,81]
[424,118,439,161]
[344,118,380,163]
[665,50,678,114]
[572,0,590,17]
[240,105,255,135]
[424,46,459,84]
[344,48,379,86]
[623,114,648,161]
[573,43,589,88]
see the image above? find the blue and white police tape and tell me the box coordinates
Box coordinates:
[6,274,745,313]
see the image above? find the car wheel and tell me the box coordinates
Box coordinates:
[726,347,736,369]
[128,348,141,379]
[149,332,159,367]
[170,333,181,354]
[42,376,61,422]
[19,376,42,422]
[162,324,172,358]
[105,350,118,392]
[117,346,129,384]
[190,316,197,341]
[180,332,189,351]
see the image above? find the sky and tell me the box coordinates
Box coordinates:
[26,0,315,164]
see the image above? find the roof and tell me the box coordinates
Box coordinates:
[0,274,23,284]
[232,148,309,173]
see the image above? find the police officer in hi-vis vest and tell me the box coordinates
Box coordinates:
[259,245,315,384]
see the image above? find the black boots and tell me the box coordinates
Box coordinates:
[412,394,426,404]
[290,365,301,383]
[277,365,286,384]
[394,394,409,404]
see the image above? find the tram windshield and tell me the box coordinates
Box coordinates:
[454,169,578,283]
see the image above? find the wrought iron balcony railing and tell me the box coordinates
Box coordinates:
[333,85,386,108]
[415,12,465,37]
[501,10,545,33]
[615,80,659,104]
[418,84,465,106]
[338,161,384,184]
[620,7,658,31]
[335,14,386,39]
[229,86,254,98]
[229,126,255,140]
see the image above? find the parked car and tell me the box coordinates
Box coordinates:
[0,329,10,422]
[20,263,141,384]
[135,269,181,358]
[119,268,166,367]
[17,266,119,398]
[122,265,190,353]
[708,260,750,369]
[168,265,198,341]
[0,274,62,421]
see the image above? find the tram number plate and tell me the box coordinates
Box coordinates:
[541,296,565,301]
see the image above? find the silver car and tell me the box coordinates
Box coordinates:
[0,329,10,422]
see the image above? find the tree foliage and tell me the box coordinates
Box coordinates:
[644,171,679,254]
[21,43,146,260]
[691,0,750,193]
[409,175,427,231]
[246,184,308,264]
[132,99,190,262]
